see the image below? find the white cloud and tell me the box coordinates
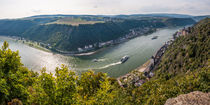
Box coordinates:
[0,0,209,19]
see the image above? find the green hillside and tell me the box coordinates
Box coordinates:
[0,16,195,52]
[0,18,209,105]
[0,19,37,36]
[163,18,196,26]
[22,19,166,51]
[114,18,210,104]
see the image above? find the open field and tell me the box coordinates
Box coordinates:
[46,17,105,26]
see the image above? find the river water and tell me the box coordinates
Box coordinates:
[0,27,181,77]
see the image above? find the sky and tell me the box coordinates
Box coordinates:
[0,0,210,19]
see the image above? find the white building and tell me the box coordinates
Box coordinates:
[89,45,93,48]
[78,48,84,52]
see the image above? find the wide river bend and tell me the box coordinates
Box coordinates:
[0,27,181,77]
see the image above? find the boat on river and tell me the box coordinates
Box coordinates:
[151,36,158,40]
[120,56,129,63]
[92,59,99,62]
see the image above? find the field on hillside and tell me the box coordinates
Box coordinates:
[46,17,105,26]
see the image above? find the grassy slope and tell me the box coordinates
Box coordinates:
[47,17,104,26]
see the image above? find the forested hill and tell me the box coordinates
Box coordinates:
[163,18,196,26]
[155,18,209,77]
[0,16,195,52]
[0,18,209,105]
[22,19,166,51]
[0,19,37,36]
[118,18,210,104]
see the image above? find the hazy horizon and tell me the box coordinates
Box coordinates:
[0,0,210,19]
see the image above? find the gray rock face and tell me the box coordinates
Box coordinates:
[165,91,210,105]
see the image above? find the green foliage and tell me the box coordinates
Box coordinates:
[0,18,209,105]
[112,18,210,105]
[21,19,166,51]
[77,71,116,104]
[0,17,195,51]
[0,41,34,104]
[164,18,195,26]
[157,18,210,76]
[0,42,116,104]
[0,20,37,36]
[55,66,78,104]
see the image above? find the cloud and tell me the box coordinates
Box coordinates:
[31,9,44,14]
[0,0,209,19]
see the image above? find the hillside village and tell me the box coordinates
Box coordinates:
[77,27,155,53]
[51,26,190,55]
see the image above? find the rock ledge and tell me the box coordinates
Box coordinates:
[165,91,210,105]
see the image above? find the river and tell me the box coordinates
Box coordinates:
[0,27,181,77]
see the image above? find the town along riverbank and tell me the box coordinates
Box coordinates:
[117,26,191,87]
[4,27,157,57]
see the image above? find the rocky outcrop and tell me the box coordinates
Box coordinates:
[165,91,210,105]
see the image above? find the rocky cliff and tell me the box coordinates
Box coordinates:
[165,91,210,105]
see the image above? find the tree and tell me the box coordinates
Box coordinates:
[0,41,32,104]
[55,65,78,105]
[77,71,116,104]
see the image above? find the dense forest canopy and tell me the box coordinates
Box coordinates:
[0,18,209,105]
[0,15,196,51]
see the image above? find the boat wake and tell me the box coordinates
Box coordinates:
[98,61,122,69]
[97,58,106,62]
[74,61,121,71]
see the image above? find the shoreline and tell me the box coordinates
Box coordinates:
[1,27,159,57]
[57,30,158,56]
[116,59,152,87]
[116,26,188,87]
[62,47,107,56]
[0,35,51,53]
[18,40,51,53]
[117,59,151,80]
[0,35,102,56]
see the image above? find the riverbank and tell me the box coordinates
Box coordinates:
[2,32,153,58]
[1,27,182,77]
[117,40,173,87]
[117,26,190,87]
[63,47,107,56]
[51,29,157,56]
[4,27,157,57]
[17,40,51,53]
[117,58,152,87]
[0,35,52,53]
[0,36,102,56]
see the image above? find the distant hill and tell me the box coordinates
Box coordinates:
[25,13,193,18]
[192,15,210,22]
[0,19,37,36]
[163,18,195,26]
[0,14,196,52]
[113,13,193,19]
[21,19,166,51]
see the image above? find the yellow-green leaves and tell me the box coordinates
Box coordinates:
[2,41,9,51]
[0,41,30,104]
